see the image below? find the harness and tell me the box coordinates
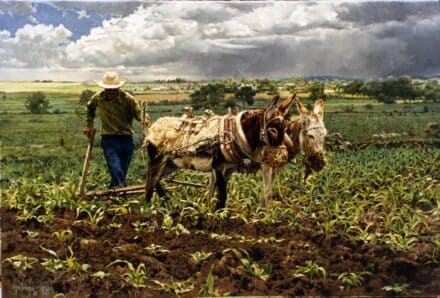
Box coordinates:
[160,109,285,166]
[220,110,285,164]
[260,113,285,147]
[220,111,253,164]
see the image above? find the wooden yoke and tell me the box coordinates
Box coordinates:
[78,128,96,196]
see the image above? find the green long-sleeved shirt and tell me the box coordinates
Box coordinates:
[86,90,141,135]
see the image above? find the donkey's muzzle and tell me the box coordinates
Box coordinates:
[303,151,326,172]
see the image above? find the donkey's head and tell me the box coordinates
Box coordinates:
[261,93,296,147]
[295,97,327,168]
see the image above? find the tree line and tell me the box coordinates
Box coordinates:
[20,76,440,114]
[335,76,440,103]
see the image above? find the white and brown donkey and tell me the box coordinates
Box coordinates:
[144,95,295,209]
[207,96,327,207]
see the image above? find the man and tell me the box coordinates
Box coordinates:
[83,71,142,188]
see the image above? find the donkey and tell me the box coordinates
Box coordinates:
[144,94,295,210]
[207,96,327,207]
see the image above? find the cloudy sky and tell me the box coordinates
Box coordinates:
[0,1,439,81]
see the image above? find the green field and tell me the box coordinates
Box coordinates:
[1,81,439,296]
[1,83,438,150]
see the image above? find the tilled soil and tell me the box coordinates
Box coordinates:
[1,207,439,297]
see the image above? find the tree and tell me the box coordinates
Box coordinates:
[235,86,256,107]
[79,89,96,105]
[1,92,5,100]
[376,93,395,104]
[308,81,325,101]
[256,79,273,93]
[207,87,224,108]
[333,81,344,97]
[360,80,382,98]
[423,80,440,102]
[224,97,237,109]
[190,84,225,110]
[224,77,239,93]
[343,80,363,97]
[396,76,415,100]
[25,92,49,114]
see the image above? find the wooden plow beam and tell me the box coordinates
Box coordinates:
[80,184,145,198]
[80,179,207,198]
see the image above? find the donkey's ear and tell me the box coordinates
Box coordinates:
[265,94,280,111]
[277,93,296,115]
[295,97,309,116]
[313,99,324,119]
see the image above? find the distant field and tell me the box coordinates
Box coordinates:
[0,81,100,94]
[136,92,190,103]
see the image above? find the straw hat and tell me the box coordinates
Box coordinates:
[96,71,126,89]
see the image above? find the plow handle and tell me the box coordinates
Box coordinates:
[78,128,96,196]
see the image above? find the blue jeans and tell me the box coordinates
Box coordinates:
[101,135,134,188]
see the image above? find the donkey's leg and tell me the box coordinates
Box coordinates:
[214,168,227,210]
[205,170,217,199]
[145,144,167,203]
[261,163,274,208]
[145,156,167,202]
[154,162,177,199]
[155,182,167,198]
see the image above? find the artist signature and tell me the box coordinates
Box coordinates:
[10,284,53,296]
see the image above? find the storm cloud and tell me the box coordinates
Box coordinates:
[0,1,439,81]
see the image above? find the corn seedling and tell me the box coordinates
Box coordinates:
[109,222,122,229]
[51,229,73,241]
[144,244,170,256]
[36,213,55,224]
[107,260,148,288]
[199,264,229,297]
[40,246,90,275]
[227,248,272,281]
[384,233,418,251]
[25,230,40,238]
[161,214,190,235]
[91,271,111,279]
[190,251,212,264]
[3,255,39,272]
[15,208,38,222]
[337,271,372,289]
[382,283,420,295]
[293,260,327,280]
[76,203,105,226]
[153,279,195,295]
[132,220,150,233]
[210,233,233,241]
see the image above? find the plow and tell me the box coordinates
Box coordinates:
[80,178,207,199]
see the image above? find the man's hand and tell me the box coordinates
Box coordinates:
[83,127,93,139]
[143,115,151,127]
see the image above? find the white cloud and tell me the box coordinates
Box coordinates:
[0,1,36,16]
[77,9,90,20]
[28,15,38,24]
[65,4,199,68]
[0,2,438,80]
[0,24,72,68]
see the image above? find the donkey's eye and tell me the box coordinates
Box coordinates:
[308,134,315,140]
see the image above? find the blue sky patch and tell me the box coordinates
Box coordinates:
[0,2,111,41]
